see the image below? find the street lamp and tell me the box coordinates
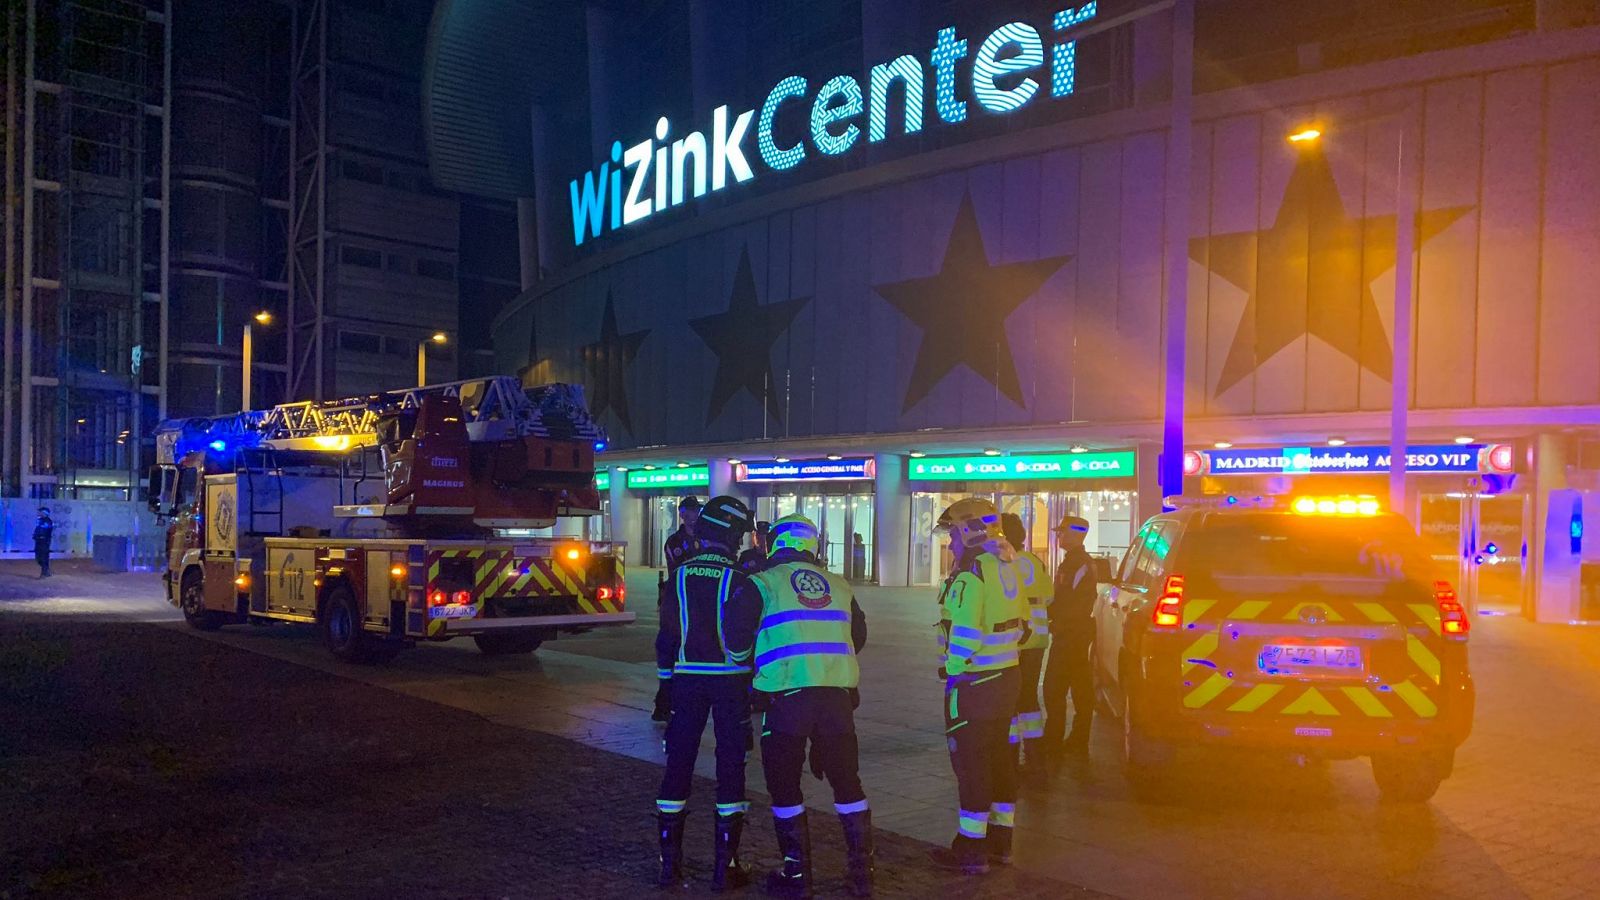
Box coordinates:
[243,311,273,411]
[1287,116,1415,522]
[418,331,447,386]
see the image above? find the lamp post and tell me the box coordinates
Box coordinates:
[1287,116,1415,522]
[418,331,447,386]
[242,310,272,411]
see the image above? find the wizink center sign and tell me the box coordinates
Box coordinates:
[569,3,1100,246]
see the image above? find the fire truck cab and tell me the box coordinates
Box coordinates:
[149,377,633,663]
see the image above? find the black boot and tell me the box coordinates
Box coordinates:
[986,825,1013,865]
[927,835,990,875]
[765,812,812,897]
[839,810,874,897]
[712,812,752,892]
[657,812,688,888]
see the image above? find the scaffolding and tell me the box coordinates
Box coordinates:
[286,0,326,402]
[2,0,171,500]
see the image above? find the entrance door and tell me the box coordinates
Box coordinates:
[1419,490,1527,616]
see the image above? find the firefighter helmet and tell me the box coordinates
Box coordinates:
[938,497,1002,550]
[769,514,820,556]
[694,495,754,549]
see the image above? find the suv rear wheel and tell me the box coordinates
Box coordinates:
[1372,749,1451,803]
[1121,687,1173,792]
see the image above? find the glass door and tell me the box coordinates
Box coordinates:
[846,493,874,583]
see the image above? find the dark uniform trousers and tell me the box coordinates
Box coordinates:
[760,687,865,811]
[1042,622,1094,747]
[945,668,1019,823]
[659,674,752,809]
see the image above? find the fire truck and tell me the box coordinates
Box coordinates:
[147,376,633,663]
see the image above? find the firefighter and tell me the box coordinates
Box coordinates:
[738,519,770,573]
[743,514,872,897]
[654,495,761,891]
[1000,514,1050,772]
[929,498,1026,875]
[1042,514,1098,760]
[655,496,705,723]
[33,507,54,579]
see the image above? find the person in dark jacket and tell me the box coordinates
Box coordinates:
[655,496,705,722]
[654,495,762,891]
[737,520,770,573]
[33,507,54,578]
[1042,514,1098,760]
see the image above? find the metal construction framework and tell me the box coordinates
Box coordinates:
[1,0,172,499]
[286,0,328,402]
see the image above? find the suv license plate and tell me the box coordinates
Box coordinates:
[1259,643,1363,677]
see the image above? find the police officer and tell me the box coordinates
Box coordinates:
[33,507,54,578]
[655,496,705,723]
[743,514,872,897]
[655,495,761,891]
[930,498,1026,874]
[1000,514,1051,772]
[1042,515,1098,759]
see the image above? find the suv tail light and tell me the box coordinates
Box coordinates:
[1435,581,1469,637]
[1152,574,1185,630]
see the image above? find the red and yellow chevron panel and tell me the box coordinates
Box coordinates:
[1175,595,1443,719]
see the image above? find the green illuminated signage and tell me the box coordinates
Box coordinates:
[595,471,611,491]
[626,466,710,489]
[907,450,1135,482]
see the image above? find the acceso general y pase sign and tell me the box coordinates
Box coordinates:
[569,2,1101,246]
[908,450,1134,482]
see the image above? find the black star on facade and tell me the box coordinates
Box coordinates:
[689,248,810,426]
[873,193,1069,412]
[1192,144,1471,396]
[582,291,649,433]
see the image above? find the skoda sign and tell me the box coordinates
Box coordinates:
[908,450,1134,483]
[569,2,1101,246]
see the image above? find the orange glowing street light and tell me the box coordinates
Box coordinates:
[418,332,448,385]
[1286,125,1323,143]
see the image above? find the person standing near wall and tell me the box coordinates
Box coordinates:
[1042,515,1098,762]
[33,507,54,578]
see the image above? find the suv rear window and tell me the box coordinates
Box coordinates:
[1180,513,1437,593]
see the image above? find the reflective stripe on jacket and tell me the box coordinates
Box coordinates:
[750,560,860,691]
[1012,551,1051,650]
[938,551,1025,677]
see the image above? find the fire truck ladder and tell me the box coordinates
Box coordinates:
[154,377,607,462]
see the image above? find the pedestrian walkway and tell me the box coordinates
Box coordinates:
[0,616,1098,898]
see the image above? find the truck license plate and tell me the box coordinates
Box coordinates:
[429,605,477,619]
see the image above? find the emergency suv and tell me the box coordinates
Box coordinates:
[1092,495,1474,801]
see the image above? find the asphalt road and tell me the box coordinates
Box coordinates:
[4,561,1599,899]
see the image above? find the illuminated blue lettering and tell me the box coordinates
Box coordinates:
[758,76,808,171]
[569,163,608,246]
[608,141,623,231]
[810,74,862,156]
[671,131,707,204]
[653,117,670,210]
[931,27,968,124]
[973,22,1043,114]
[867,55,925,143]
[622,137,653,225]
[1052,3,1098,97]
[711,104,755,191]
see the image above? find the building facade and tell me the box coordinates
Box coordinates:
[424,0,1600,622]
[1,0,517,556]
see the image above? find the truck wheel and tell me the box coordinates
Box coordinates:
[322,583,397,665]
[473,631,545,655]
[1372,750,1450,803]
[180,570,224,632]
